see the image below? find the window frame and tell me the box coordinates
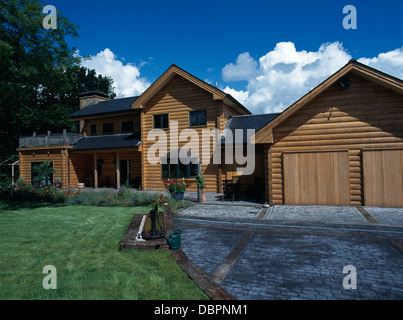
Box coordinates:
[90,124,96,135]
[161,159,198,179]
[153,113,169,129]
[121,120,134,133]
[102,122,114,134]
[31,162,53,186]
[189,110,207,127]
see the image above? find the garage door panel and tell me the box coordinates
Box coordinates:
[283,151,349,205]
[364,150,403,207]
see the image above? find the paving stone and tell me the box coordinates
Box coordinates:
[179,204,262,219]
[264,205,368,224]
[174,204,403,300]
[364,207,403,226]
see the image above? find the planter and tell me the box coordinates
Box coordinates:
[171,192,184,200]
[201,190,206,202]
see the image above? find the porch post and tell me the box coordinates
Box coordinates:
[116,152,120,190]
[197,163,202,203]
[94,153,98,188]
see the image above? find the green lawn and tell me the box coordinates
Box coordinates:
[0,200,208,300]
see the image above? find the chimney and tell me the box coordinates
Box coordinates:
[77,91,110,135]
[79,91,110,109]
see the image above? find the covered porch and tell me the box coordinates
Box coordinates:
[70,133,142,189]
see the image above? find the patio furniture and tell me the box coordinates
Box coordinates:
[222,176,241,202]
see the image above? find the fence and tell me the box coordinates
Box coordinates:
[19,130,83,148]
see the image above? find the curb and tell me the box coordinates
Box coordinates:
[171,249,234,300]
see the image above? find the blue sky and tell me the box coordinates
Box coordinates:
[50,0,403,113]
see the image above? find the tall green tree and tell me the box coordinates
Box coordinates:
[0,0,115,160]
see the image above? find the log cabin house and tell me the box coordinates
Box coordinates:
[17,60,403,206]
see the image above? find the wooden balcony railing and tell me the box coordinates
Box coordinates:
[19,130,83,148]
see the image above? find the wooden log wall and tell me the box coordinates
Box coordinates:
[267,71,403,205]
[69,153,92,187]
[84,113,141,136]
[141,75,249,192]
[18,148,68,186]
[142,75,216,192]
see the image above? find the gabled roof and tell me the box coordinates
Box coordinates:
[254,59,403,144]
[131,64,251,114]
[72,133,141,151]
[68,96,139,119]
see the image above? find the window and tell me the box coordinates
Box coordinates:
[31,162,53,186]
[153,114,169,129]
[121,120,134,132]
[161,160,198,179]
[90,124,96,135]
[103,123,114,134]
[189,110,207,127]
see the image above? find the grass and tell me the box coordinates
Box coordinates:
[0,200,208,300]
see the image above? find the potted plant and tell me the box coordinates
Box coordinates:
[167,178,186,200]
[195,174,206,202]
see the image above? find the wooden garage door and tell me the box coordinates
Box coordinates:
[283,151,350,205]
[363,149,403,207]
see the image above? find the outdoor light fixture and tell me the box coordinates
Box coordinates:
[339,76,352,88]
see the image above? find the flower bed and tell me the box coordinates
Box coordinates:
[10,182,189,209]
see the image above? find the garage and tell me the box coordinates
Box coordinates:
[283,151,350,205]
[363,149,403,207]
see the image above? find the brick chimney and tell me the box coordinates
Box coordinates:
[79,91,110,109]
[77,91,110,134]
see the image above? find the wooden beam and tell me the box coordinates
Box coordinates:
[116,152,120,190]
[94,153,98,189]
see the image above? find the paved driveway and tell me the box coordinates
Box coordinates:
[174,205,403,300]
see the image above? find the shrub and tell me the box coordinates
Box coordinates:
[167,178,186,194]
[9,182,191,210]
[195,174,205,190]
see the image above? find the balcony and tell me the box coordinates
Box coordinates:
[19,130,84,148]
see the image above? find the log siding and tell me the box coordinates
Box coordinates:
[267,71,403,206]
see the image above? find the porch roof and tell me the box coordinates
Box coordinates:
[72,133,141,151]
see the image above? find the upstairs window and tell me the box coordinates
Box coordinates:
[121,120,134,132]
[90,124,96,135]
[103,123,114,134]
[189,110,207,127]
[153,114,169,129]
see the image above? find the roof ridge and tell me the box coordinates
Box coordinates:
[230,113,281,118]
[86,132,137,138]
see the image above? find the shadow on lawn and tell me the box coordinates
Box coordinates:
[0,200,68,211]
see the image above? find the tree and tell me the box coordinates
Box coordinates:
[0,0,116,160]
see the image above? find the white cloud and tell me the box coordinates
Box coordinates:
[222,86,249,105]
[80,48,150,97]
[222,42,403,114]
[222,52,259,82]
[358,47,403,79]
[222,42,352,114]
